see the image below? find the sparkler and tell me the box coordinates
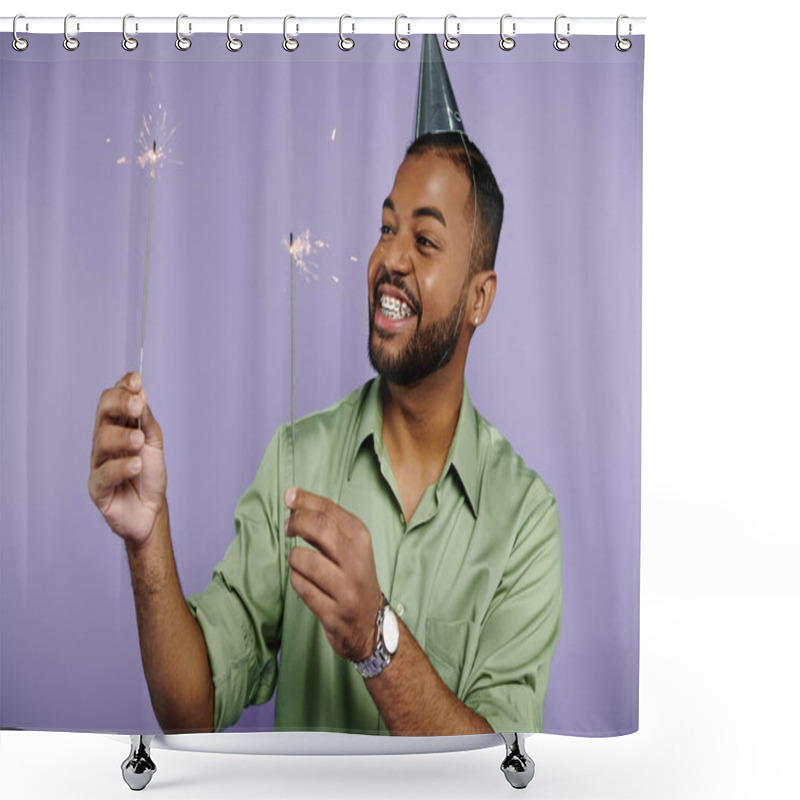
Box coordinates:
[281,228,330,284]
[282,227,337,493]
[118,105,179,499]
[289,232,296,488]
[137,139,157,497]
[136,106,179,172]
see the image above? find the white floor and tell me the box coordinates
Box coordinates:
[3,597,798,800]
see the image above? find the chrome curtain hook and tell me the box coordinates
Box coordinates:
[63,13,79,51]
[339,14,354,50]
[283,15,299,51]
[175,13,191,51]
[122,14,138,51]
[443,13,460,51]
[227,15,243,52]
[499,14,516,51]
[553,14,570,51]
[394,15,410,51]
[616,14,632,51]
[12,14,29,52]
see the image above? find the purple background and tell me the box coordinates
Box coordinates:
[0,33,643,736]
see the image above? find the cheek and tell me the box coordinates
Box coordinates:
[366,247,384,294]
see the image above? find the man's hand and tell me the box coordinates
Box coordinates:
[284,488,383,663]
[88,372,167,546]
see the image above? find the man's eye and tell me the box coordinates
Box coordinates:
[380,225,393,235]
[417,236,435,248]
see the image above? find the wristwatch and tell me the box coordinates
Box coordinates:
[353,595,399,679]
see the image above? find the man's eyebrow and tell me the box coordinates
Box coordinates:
[382,197,447,228]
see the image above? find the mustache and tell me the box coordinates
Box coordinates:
[374,276,421,316]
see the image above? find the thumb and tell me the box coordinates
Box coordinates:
[139,390,162,445]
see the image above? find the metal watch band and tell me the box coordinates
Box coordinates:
[353,637,392,679]
[353,596,393,679]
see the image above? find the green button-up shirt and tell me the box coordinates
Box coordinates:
[186,377,562,735]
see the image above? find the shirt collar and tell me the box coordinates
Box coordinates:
[347,377,480,518]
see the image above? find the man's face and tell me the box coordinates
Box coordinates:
[367,151,474,386]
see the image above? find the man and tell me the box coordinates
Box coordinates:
[88,131,561,736]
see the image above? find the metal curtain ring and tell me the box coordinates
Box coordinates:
[443,14,460,51]
[553,14,570,51]
[12,14,29,52]
[283,15,299,51]
[227,15,243,52]
[339,14,354,50]
[616,14,632,51]
[122,14,138,51]
[394,15,410,51]
[175,14,191,51]
[63,13,79,51]
[499,14,515,51]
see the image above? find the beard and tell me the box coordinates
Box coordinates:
[368,278,468,386]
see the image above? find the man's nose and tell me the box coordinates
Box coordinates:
[382,234,412,275]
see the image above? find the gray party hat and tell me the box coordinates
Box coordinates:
[415,34,465,138]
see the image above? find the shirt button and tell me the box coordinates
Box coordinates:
[399,511,405,525]
[396,603,405,617]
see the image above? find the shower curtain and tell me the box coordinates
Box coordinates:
[0,30,644,737]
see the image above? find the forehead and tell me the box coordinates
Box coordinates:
[387,152,472,222]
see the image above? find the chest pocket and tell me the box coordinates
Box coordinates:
[424,617,478,699]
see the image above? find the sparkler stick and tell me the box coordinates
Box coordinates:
[290,232,296,488]
[281,227,332,492]
[137,140,157,498]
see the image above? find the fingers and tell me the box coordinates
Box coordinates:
[91,422,145,469]
[91,372,162,476]
[137,389,162,445]
[96,378,146,428]
[289,569,338,626]
[284,508,343,566]
[115,372,141,392]
[95,372,161,436]
[288,546,340,600]
[284,487,337,515]
[88,454,142,508]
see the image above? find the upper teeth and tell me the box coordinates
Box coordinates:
[380,294,414,319]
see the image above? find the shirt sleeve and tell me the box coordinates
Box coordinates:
[185,425,289,732]
[463,491,562,734]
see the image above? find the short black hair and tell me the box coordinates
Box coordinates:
[405,132,504,274]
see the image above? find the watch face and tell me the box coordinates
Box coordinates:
[382,606,400,654]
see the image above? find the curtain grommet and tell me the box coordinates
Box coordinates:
[175,14,192,51]
[615,15,632,51]
[443,14,460,51]
[339,15,355,51]
[122,14,138,51]
[12,15,29,51]
[283,15,299,51]
[394,15,410,51]
[553,14,570,51]
[63,13,80,51]
[499,14,516,51]
[226,15,243,52]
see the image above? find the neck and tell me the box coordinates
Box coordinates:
[379,359,465,468]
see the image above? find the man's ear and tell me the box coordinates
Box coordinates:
[470,270,497,326]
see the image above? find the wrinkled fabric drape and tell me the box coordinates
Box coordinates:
[0,32,644,736]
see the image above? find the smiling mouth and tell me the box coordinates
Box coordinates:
[379,294,415,320]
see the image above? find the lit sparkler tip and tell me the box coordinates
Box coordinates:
[283,228,327,283]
